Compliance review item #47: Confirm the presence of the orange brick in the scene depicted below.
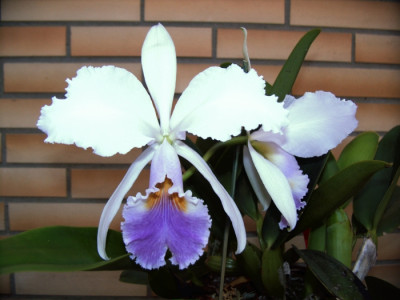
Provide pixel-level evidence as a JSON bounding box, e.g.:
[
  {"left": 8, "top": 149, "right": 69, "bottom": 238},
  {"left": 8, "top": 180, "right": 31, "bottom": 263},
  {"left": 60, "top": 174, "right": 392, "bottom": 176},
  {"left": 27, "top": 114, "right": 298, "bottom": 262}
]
[
  {"left": 356, "top": 34, "right": 400, "bottom": 64},
  {"left": 0, "top": 168, "right": 66, "bottom": 197},
  {"left": 3, "top": 62, "right": 141, "bottom": 93},
  {"left": 1, "top": 0, "right": 140, "bottom": 21},
  {"left": 14, "top": 271, "right": 147, "bottom": 296},
  {"left": 6, "top": 134, "right": 141, "bottom": 164},
  {"left": 291, "top": 0, "right": 400, "bottom": 30},
  {"left": 0, "top": 26, "right": 66, "bottom": 56},
  {"left": 9, "top": 202, "right": 122, "bottom": 231},
  {"left": 0, "top": 202, "right": 5, "bottom": 230},
  {"left": 284, "top": 66, "right": 400, "bottom": 98},
  {"left": 176, "top": 63, "right": 214, "bottom": 93},
  {"left": 0, "top": 99, "right": 50, "bottom": 128},
  {"left": 4, "top": 62, "right": 218, "bottom": 94},
  {"left": 217, "top": 29, "right": 352, "bottom": 62},
  {"left": 71, "top": 26, "right": 212, "bottom": 57},
  {"left": 356, "top": 103, "right": 400, "bottom": 132},
  {"left": 145, "top": 0, "right": 284, "bottom": 24},
  {"left": 71, "top": 168, "right": 150, "bottom": 199}
]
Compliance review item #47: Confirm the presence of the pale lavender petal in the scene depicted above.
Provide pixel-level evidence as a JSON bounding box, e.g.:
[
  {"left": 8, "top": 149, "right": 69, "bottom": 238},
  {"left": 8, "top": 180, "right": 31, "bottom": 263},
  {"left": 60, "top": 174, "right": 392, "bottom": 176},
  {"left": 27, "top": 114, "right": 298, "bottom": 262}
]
[
  {"left": 142, "top": 23, "right": 176, "bottom": 133},
  {"left": 281, "top": 91, "right": 358, "bottom": 158},
  {"left": 97, "top": 144, "right": 157, "bottom": 260},
  {"left": 247, "top": 141, "right": 297, "bottom": 230},
  {"left": 121, "top": 180, "right": 211, "bottom": 270},
  {"left": 251, "top": 140, "right": 309, "bottom": 215},
  {"left": 37, "top": 66, "right": 160, "bottom": 157},
  {"left": 170, "top": 64, "right": 288, "bottom": 142},
  {"left": 174, "top": 141, "right": 246, "bottom": 253}
]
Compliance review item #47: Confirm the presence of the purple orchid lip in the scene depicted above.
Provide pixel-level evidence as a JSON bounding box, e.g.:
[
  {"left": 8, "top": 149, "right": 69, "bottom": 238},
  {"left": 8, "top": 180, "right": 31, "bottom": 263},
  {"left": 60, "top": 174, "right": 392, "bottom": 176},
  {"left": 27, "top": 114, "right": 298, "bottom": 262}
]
[{"left": 122, "top": 176, "right": 211, "bottom": 270}]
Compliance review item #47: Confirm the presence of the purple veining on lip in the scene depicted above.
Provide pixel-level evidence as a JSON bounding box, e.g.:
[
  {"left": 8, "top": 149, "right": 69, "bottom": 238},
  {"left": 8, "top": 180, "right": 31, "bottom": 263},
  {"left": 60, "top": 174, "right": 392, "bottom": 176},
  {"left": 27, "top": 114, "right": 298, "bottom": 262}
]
[{"left": 121, "top": 178, "right": 211, "bottom": 270}]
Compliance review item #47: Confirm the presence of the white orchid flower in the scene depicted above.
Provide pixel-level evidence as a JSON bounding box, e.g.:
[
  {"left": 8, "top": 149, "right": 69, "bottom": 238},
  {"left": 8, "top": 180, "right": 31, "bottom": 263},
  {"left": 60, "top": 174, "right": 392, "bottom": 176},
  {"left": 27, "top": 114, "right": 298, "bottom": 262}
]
[
  {"left": 243, "top": 91, "right": 358, "bottom": 230},
  {"left": 37, "top": 24, "right": 289, "bottom": 269}
]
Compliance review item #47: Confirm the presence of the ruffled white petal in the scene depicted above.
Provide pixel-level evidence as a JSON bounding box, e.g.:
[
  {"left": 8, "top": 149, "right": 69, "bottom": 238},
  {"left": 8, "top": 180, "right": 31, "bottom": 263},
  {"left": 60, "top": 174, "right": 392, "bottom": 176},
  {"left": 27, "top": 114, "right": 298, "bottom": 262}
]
[
  {"left": 97, "top": 144, "right": 157, "bottom": 260},
  {"left": 243, "top": 146, "right": 271, "bottom": 211},
  {"left": 247, "top": 142, "right": 297, "bottom": 230},
  {"left": 37, "top": 66, "right": 160, "bottom": 157},
  {"left": 169, "top": 64, "right": 288, "bottom": 141},
  {"left": 174, "top": 141, "right": 246, "bottom": 253},
  {"left": 142, "top": 23, "right": 176, "bottom": 133},
  {"left": 281, "top": 91, "right": 358, "bottom": 158}
]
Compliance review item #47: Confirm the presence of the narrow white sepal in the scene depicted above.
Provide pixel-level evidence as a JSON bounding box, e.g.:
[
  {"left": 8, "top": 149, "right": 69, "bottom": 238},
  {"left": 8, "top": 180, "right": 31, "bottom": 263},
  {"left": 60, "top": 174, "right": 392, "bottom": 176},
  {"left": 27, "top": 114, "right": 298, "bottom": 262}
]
[
  {"left": 243, "top": 145, "right": 271, "bottom": 211},
  {"left": 142, "top": 23, "right": 177, "bottom": 133},
  {"left": 170, "top": 64, "right": 288, "bottom": 141},
  {"left": 174, "top": 141, "right": 246, "bottom": 253},
  {"left": 97, "top": 144, "right": 157, "bottom": 260},
  {"left": 247, "top": 142, "right": 297, "bottom": 230}
]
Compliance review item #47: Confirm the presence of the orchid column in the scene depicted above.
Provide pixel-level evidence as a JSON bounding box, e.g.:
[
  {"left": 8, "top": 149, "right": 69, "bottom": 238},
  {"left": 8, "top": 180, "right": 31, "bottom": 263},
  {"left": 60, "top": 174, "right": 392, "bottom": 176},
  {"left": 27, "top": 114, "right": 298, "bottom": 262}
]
[{"left": 37, "top": 24, "right": 289, "bottom": 269}]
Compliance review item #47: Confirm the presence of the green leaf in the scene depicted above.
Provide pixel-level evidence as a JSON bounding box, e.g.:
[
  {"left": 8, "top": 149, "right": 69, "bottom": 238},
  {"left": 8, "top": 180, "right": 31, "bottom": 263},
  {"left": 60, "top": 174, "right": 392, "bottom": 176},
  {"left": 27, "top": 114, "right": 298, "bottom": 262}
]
[
  {"left": 377, "top": 186, "right": 400, "bottom": 235},
  {"left": 236, "top": 243, "right": 264, "bottom": 293},
  {"left": 261, "top": 247, "right": 284, "bottom": 297},
  {"left": 261, "top": 203, "right": 282, "bottom": 249},
  {"left": 270, "top": 154, "right": 328, "bottom": 248},
  {"left": 353, "top": 126, "right": 400, "bottom": 231},
  {"left": 267, "top": 29, "right": 320, "bottom": 101},
  {"left": 365, "top": 276, "right": 400, "bottom": 300},
  {"left": 234, "top": 172, "right": 259, "bottom": 220},
  {"left": 337, "top": 132, "right": 379, "bottom": 170},
  {"left": 205, "top": 255, "right": 241, "bottom": 275},
  {"left": 326, "top": 209, "right": 353, "bottom": 268},
  {"left": 307, "top": 223, "right": 326, "bottom": 252},
  {"left": 319, "top": 151, "right": 339, "bottom": 184},
  {"left": 293, "top": 247, "right": 369, "bottom": 300},
  {"left": 373, "top": 167, "right": 400, "bottom": 233},
  {"left": 290, "top": 160, "right": 388, "bottom": 237},
  {"left": 0, "top": 226, "right": 138, "bottom": 274}
]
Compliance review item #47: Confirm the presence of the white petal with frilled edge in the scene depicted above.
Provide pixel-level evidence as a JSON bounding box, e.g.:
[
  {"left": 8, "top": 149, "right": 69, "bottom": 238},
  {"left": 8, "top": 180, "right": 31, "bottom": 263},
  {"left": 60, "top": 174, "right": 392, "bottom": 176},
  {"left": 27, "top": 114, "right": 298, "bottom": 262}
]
[
  {"left": 170, "top": 64, "right": 288, "bottom": 141},
  {"left": 142, "top": 23, "right": 176, "bottom": 133},
  {"left": 97, "top": 144, "right": 157, "bottom": 260},
  {"left": 281, "top": 91, "right": 358, "bottom": 158},
  {"left": 174, "top": 141, "right": 246, "bottom": 253},
  {"left": 247, "top": 142, "right": 297, "bottom": 230},
  {"left": 37, "top": 66, "right": 160, "bottom": 157},
  {"left": 243, "top": 146, "right": 271, "bottom": 211}
]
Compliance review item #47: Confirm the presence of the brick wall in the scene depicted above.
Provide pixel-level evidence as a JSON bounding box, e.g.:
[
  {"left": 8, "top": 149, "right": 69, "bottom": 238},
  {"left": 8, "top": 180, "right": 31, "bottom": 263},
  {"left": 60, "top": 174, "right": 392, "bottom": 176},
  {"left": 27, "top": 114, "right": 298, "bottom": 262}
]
[{"left": 0, "top": 0, "right": 399, "bottom": 298}]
